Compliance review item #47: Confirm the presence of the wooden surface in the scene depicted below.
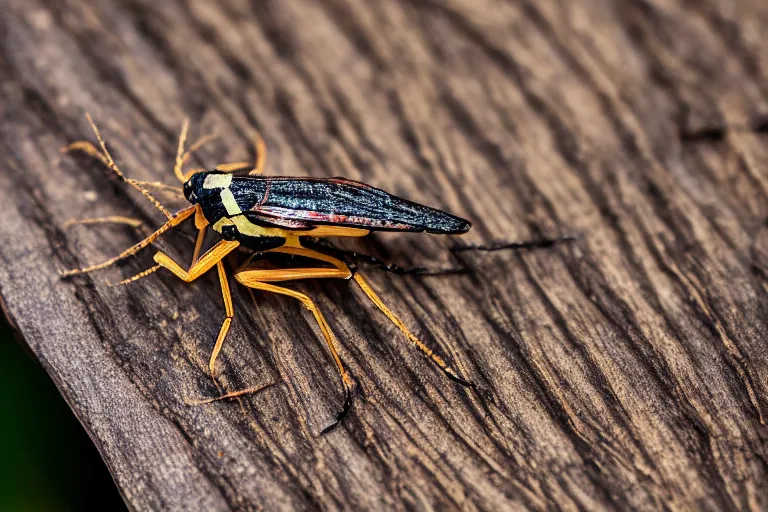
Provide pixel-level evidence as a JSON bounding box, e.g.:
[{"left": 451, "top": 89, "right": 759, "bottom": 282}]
[{"left": 1, "top": 0, "right": 767, "bottom": 510}]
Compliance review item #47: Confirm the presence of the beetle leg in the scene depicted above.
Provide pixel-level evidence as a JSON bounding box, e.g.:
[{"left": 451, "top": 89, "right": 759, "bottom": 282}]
[
  {"left": 208, "top": 261, "right": 234, "bottom": 379},
  {"left": 248, "top": 129, "right": 267, "bottom": 175},
  {"left": 266, "top": 245, "right": 351, "bottom": 274},
  {"left": 131, "top": 241, "right": 240, "bottom": 378},
  {"left": 238, "top": 244, "right": 352, "bottom": 281},
  {"left": 233, "top": 270, "right": 354, "bottom": 434},
  {"left": 191, "top": 226, "right": 207, "bottom": 266},
  {"left": 115, "top": 243, "right": 239, "bottom": 384},
  {"left": 175, "top": 119, "right": 221, "bottom": 182},
  {"left": 179, "top": 127, "right": 267, "bottom": 179},
  {"left": 61, "top": 205, "right": 197, "bottom": 277},
  {"left": 233, "top": 267, "right": 351, "bottom": 281},
  {"left": 64, "top": 216, "right": 144, "bottom": 229},
  {"left": 257, "top": 247, "right": 470, "bottom": 384},
  {"left": 116, "top": 251, "right": 237, "bottom": 382},
  {"left": 208, "top": 129, "right": 266, "bottom": 175},
  {"left": 352, "top": 273, "right": 474, "bottom": 388},
  {"left": 152, "top": 239, "right": 240, "bottom": 283},
  {"left": 300, "top": 238, "right": 466, "bottom": 276}
]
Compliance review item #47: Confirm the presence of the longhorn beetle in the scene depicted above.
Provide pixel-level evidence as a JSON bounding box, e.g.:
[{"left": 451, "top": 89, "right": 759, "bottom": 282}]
[{"left": 62, "top": 114, "right": 575, "bottom": 433}]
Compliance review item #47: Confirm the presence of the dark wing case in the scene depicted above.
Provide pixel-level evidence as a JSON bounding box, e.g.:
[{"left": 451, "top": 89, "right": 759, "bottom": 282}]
[{"left": 229, "top": 176, "right": 471, "bottom": 234}]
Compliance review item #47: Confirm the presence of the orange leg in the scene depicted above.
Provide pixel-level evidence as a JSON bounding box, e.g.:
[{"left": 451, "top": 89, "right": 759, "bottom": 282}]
[
  {"left": 260, "top": 246, "right": 470, "bottom": 386},
  {"left": 147, "top": 239, "right": 241, "bottom": 380},
  {"left": 248, "top": 130, "right": 267, "bottom": 175},
  {"left": 115, "top": 238, "right": 240, "bottom": 386},
  {"left": 208, "top": 261, "right": 234, "bottom": 378},
  {"left": 352, "top": 273, "right": 472, "bottom": 387},
  {"left": 152, "top": 239, "right": 240, "bottom": 283},
  {"left": 64, "top": 216, "right": 144, "bottom": 229},
  {"left": 174, "top": 118, "right": 220, "bottom": 183},
  {"left": 184, "top": 128, "right": 267, "bottom": 179},
  {"left": 61, "top": 205, "right": 197, "bottom": 277},
  {"left": 190, "top": 206, "right": 210, "bottom": 266},
  {"left": 172, "top": 117, "right": 254, "bottom": 181},
  {"left": 218, "top": 242, "right": 471, "bottom": 431},
  {"left": 234, "top": 269, "right": 353, "bottom": 434}
]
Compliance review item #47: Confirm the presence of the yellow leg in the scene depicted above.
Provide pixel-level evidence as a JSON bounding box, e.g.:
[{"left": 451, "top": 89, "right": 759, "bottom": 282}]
[
  {"left": 258, "top": 245, "right": 465, "bottom": 384},
  {"left": 235, "top": 267, "right": 351, "bottom": 282},
  {"left": 238, "top": 245, "right": 352, "bottom": 281},
  {"left": 192, "top": 129, "right": 266, "bottom": 177},
  {"left": 149, "top": 238, "right": 240, "bottom": 380},
  {"left": 267, "top": 245, "right": 350, "bottom": 273},
  {"left": 176, "top": 121, "right": 267, "bottom": 180},
  {"left": 191, "top": 227, "right": 207, "bottom": 266},
  {"left": 208, "top": 261, "right": 234, "bottom": 378},
  {"left": 64, "top": 216, "right": 143, "bottom": 229},
  {"left": 352, "top": 273, "right": 473, "bottom": 387},
  {"left": 61, "top": 205, "right": 197, "bottom": 277},
  {"left": 249, "top": 130, "right": 267, "bottom": 175},
  {"left": 117, "top": 236, "right": 240, "bottom": 384},
  {"left": 190, "top": 204, "right": 212, "bottom": 266},
  {"left": 116, "top": 265, "right": 162, "bottom": 286},
  {"left": 234, "top": 269, "right": 354, "bottom": 433},
  {"left": 174, "top": 118, "right": 221, "bottom": 183},
  {"left": 153, "top": 239, "right": 240, "bottom": 283},
  {"left": 96, "top": 207, "right": 213, "bottom": 286}
]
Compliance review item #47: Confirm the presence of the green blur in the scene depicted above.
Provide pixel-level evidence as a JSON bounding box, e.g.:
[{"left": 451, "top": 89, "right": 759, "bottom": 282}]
[{"left": 0, "top": 318, "right": 125, "bottom": 511}]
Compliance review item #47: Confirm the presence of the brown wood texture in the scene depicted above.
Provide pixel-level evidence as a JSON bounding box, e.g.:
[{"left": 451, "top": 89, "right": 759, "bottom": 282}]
[{"left": 1, "top": 0, "right": 768, "bottom": 510}]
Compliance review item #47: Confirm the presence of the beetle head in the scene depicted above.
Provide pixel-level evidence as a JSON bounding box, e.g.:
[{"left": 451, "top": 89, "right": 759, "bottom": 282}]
[{"left": 183, "top": 170, "right": 232, "bottom": 204}]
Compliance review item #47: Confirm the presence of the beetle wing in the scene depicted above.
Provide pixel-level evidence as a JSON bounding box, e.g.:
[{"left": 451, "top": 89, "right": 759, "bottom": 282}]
[
  {"left": 243, "top": 211, "right": 314, "bottom": 230},
  {"left": 233, "top": 176, "right": 470, "bottom": 234}
]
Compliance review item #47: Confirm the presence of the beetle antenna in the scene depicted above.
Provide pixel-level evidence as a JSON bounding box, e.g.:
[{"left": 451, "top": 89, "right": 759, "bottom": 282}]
[
  {"left": 82, "top": 113, "right": 173, "bottom": 219},
  {"left": 452, "top": 233, "right": 580, "bottom": 253},
  {"left": 680, "top": 113, "right": 768, "bottom": 142}
]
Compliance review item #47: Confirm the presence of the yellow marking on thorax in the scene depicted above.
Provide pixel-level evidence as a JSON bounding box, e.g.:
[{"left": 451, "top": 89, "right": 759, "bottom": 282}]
[
  {"left": 203, "top": 173, "right": 233, "bottom": 189},
  {"left": 220, "top": 188, "right": 242, "bottom": 216}
]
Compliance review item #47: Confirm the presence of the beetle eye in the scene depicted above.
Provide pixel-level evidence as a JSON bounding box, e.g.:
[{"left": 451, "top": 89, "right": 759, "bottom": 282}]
[{"left": 183, "top": 181, "right": 197, "bottom": 202}]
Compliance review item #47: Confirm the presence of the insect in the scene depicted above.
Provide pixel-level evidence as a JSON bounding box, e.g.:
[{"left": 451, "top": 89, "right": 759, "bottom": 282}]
[{"left": 62, "top": 114, "right": 575, "bottom": 433}]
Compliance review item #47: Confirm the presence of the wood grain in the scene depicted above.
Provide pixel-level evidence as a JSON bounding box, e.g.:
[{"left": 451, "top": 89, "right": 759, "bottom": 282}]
[{"left": 1, "top": 0, "right": 767, "bottom": 510}]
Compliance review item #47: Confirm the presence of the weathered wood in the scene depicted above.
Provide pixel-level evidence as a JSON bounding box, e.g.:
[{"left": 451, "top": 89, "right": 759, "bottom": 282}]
[{"left": 1, "top": 0, "right": 767, "bottom": 509}]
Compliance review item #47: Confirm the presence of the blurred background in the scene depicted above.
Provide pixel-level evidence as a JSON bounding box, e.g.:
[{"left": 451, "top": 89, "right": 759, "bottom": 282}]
[{"left": 0, "top": 318, "right": 124, "bottom": 511}]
